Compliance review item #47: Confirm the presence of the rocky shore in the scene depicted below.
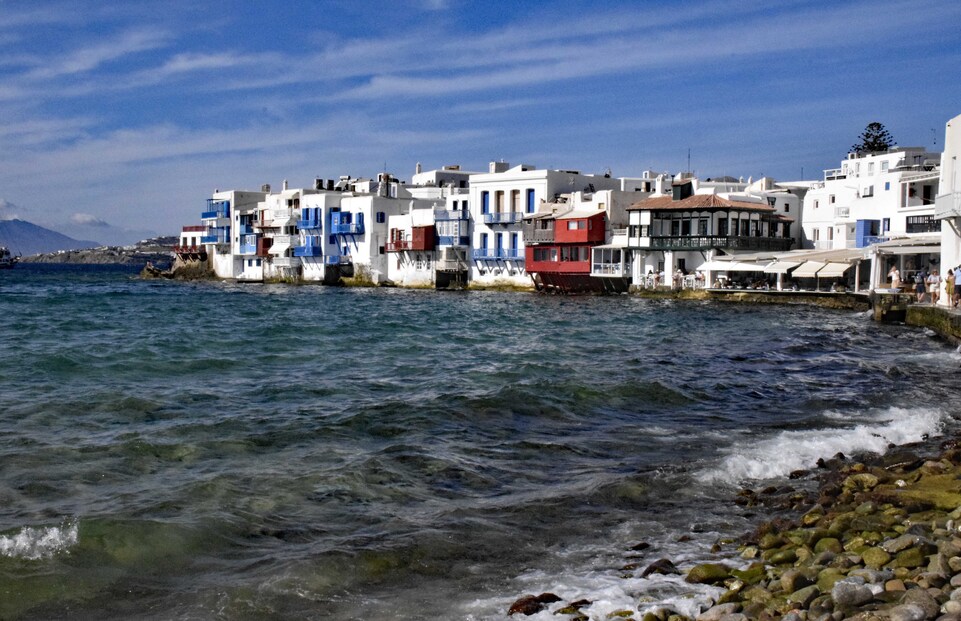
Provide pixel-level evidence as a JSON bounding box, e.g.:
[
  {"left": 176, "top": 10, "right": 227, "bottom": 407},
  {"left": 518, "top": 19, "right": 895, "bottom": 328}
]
[{"left": 509, "top": 440, "right": 961, "bottom": 621}]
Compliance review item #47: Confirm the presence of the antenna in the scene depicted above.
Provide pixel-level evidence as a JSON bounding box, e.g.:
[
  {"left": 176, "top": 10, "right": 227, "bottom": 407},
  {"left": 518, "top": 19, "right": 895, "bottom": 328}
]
[
  {"left": 932, "top": 128, "right": 937, "bottom": 146},
  {"left": 687, "top": 148, "right": 691, "bottom": 174}
]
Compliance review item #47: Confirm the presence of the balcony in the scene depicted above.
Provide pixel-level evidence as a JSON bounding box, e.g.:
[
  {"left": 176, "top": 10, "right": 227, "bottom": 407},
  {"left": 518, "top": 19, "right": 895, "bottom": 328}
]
[
  {"left": 824, "top": 168, "right": 847, "bottom": 181},
  {"left": 331, "top": 222, "right": 365, "bottom": 235},
  {"left": 297, "top": 217, "right": 322, "bottom": 230},
  {"left": 438, "top": 235, "right": 470, "bottom": 246},
  {"left": 472, "top": 249, "right": 498, "bottom": 260},
  {"left": 483, "top": 211, "right": 523, "bottom": 225},
  {"left": 863, "top": 236, "right": 890, "bottom": 246},
  {"left": 834, "top": 207, "right": 851, "bottom": 219},
  {"left": 239, "top": 243, "right": 257, "bottom": 255},
  {"left": 523, "top": 223, "right": 555, "bottom": 244},
  {"left": 434, "top": 210, "right": 469, "bottom": 221},
  {"left": 272, "top": 256, "right": 301, "bottom": 268},
  {"left": 173, "top": 245, "right": 206, "bottom": 254},
  {"left": 643, "top": 235, "right": 793, "bottom": 252},
  {"left": 324, "top": 255, "right": 352, "bottom": 266},
  {"left": 935, "top": 192, "right": 961, "bottom": 220},
  {"left": 498, "top": 248, "right": 523, "bottom": 260},
  {"left": 293, "top": 245, "right": 323, "bottom": 257},
  {"left": 238, "top": 223, "right": 254, "bottom": 235},
  {"left": 592, "top": 263, "right": 628, "bottom": 277}
]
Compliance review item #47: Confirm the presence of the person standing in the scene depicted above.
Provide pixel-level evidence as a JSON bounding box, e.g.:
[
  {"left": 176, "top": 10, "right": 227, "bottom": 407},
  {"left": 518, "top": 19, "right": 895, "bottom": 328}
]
[
  {"left": 888, "top": 265, "right": 901, "bottom": 290},
  {"left": 946, "top": 269, "right": 956, "bottom": 307},
  {"left": 928, "top": 269, "right": 941, "bottom": 305},
  {"left": 954, "top": 265, "right": 961, "bottom": 306}
]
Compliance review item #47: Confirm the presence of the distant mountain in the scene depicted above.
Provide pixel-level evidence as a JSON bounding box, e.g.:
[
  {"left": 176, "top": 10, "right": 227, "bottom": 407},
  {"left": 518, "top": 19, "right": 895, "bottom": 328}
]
[{"left": 0, "top": 219, "right": 100, "bottom": 256}]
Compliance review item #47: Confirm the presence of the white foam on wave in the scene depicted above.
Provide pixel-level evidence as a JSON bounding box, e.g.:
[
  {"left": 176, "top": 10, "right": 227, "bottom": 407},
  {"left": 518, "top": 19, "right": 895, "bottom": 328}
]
[
  {"left": 0, "top": 519, "right": 79, "bottom": 560},
  {"left": 699, "top": 406, "right": 944, "bottom": 485}
]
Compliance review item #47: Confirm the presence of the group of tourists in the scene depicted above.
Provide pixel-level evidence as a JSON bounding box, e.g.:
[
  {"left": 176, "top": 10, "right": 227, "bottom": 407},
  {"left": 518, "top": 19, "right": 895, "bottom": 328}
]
[{"left": 890, "top": 264, "right": 961, "bottom": 306}]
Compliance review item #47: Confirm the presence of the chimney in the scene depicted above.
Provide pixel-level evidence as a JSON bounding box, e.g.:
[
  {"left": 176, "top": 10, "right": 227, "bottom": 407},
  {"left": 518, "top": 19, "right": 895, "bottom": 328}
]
[
  {"left": 415, "top": 162, "right": 422, "bottom": 175},
  {"left": 489, "top": 160, "right": 510, "bottom": 174},
  {"left": 283, "top": 179, "right": 288, "bottom": 191}
]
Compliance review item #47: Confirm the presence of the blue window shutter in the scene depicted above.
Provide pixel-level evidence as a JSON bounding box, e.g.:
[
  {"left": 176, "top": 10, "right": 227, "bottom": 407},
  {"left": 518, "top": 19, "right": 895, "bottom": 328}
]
[
  {"left": 527, "top": 189, "right": 535, "bottom": 213},
  {"left": 482, "top": 191, "right": 489, "bottom": 214}
]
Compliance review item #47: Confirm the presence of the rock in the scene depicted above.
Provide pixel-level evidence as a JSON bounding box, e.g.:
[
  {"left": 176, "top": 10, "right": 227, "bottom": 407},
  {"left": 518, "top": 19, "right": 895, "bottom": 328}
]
[
  {"left": 766, "top": 548, "right": 798, "bottom": 565},
  {"left": 949, "top": 557, "right": 961, "bottom": 573},
  {"left": 696, "top": 603, "right": 741, "bottom": 621},
  {"left": 508, "top": 595, "right": 543, "bottom": 616},
  {"left": 952, "top": 575, "right": 961, "bottom": 589},
  {"left": 815, "top": 538, "right": 844, "bottom": 555},
  {"left": 890, "top": 604, "right": 930, "bottom": 621},
  {"left": 817, "top": 568, "right": 847, "bottom": 592},
  {"left": 643, "top": 558, "right": 681, "bottom": 577},
  {"left": 718, "top": 615, "right": 748, "bottom": 621},
  {"left": 902, "top": 587, "right": 942, "bottom": 619},
  {"left": 632, "top": 542, "right": 652, "bottom": 551},
  {"left": 556, "top": 600, "right": 592, "bottom": 615},
  {"left": 944, "top": 601, "right": 961, "bottom": 616},
  {"left": 894, "top": 547, "right": 927, "bottom": 569},
  {"left": 782, "top": 569, "right": 815, "bottom": 593},
  {"left": 884, "top": 535, "right": 923, "bottom": 554},
  {"left": 832, "top": 581, "right": 875, "bottom": 608},
  {"left": 787, "top": 585, "right": 821, "bottom": 607},
  {"left": 687, "top": 563, "right": 732, "bottom": 585},
  {"left": 862, "top": 547, "right": 893, "bottom": 569},
  {"left": 843, "top": 473, "right": 880, "bottom": 492},
  {"left": 887, "top": 579, "right": 907, "bottom": 591},
  {"left": 759, "top": 533, "right": 785, "bottom": 550},
  {"left": 731, "top": 564, "right": 766, "bottom": 585}
]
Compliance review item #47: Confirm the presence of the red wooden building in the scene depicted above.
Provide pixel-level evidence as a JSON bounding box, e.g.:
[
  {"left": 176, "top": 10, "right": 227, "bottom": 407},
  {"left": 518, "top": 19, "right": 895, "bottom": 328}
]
[{"left": 524, "top": 210, "right": 610, "bottom": 293}]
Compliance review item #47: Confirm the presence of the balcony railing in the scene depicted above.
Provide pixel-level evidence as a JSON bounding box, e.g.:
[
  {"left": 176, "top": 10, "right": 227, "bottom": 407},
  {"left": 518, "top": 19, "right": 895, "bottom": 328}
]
[
  {"left": 173, "top": 245, "right": 206, "bottom": 254},
  {"left": 834, "top": 207, "right": 850, "bottom": 219},
  {"left": 324, "top": 255, "right": 352, "bottom": 265},
  {"left": 644, "top": 235, "right": 793, "bottom": 252},
  {"left": 498, "top": 248, "right": 523, "bottom": 260},
  {"left": 435, "top": 210, "right": 469, "bottom": 221},
  {"left": 386, "top": 240, "right": 412, "bottom": 252},
  {"left": 293, "top": 245, "right": 323, "bottom": 257},
  {"left": 483, "top": 211, "right": 523, "bottom": 225},
  {"left": 862, "top": 236, "right": 890, "bottom": 246},
  {"left": 239, "top": 244, "right": 257, "bottom": 255},
  {"left": 824, "top": 168, "right": 846, "bottom": 181},
  {"left": 523, "top": 227, "right": 555, "bottom": 243},
  {"left": 438, "top": 235, "right": 470, "bottom": 246},
  {"left": 934, "top": 192, "right": 961, "bottom": 219},
  {"left": 297, "top": 218, "right": 322, "bottom": 230},
  {"left": 272, "top": 256, "right": 301, "bottom": 268},
  {"left": 330, "top": 223, "right": 365, "bottom": 235},
  {"left": 472, "top": 249, "right": 497, "bottom": 260},
  {"left": 906, "top": 220, "right": 941, "bottom": 233}
]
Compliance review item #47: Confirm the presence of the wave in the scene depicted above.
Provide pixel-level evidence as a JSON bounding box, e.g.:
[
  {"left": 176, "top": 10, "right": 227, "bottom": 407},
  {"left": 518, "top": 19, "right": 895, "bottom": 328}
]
[
  {"left": 699, "top": 406, "right": 944, "bottom": 485},
  {"left": 0, "top": 519, "right": 78, "bottom": 560}
]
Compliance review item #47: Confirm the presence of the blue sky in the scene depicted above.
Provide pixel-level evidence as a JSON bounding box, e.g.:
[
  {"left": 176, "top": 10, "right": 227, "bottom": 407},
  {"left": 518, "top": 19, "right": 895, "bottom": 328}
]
[{"left": 1, "top": 0, "right": 959, "bottom": 244}]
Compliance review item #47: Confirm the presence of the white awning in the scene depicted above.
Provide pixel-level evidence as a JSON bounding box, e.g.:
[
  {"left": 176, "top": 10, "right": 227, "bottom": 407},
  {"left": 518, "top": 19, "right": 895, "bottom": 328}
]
[
  {"left": 763, "top": 260, "right": 801, "bottom": 274},
  {"left": 791, "top": 261, "right": 826, "bottom": 278},
  {"left": 874, "top": 245, "right": 940, "bottom": 256},
  {"left": 697, "top": 260, "right": 766, "bottom": 272},
  {"left": 817, "top": 262, "right": 854, "bottom": 278},
  {"left": 269, "top": 241, "right": 291, "bottom": 255}
]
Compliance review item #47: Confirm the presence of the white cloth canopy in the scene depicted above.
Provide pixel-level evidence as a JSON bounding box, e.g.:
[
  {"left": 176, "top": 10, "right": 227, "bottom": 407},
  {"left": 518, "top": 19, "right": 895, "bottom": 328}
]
[
  {"left": 763, "top": 260, "right": 801, "bottom": 274},
  {"left": 269, "top": 240, "right": 291, "bottom": 255},
  {"left": 791, "top": 261, "right": 826, "bottom": 278},
  {"left": 697, "top": 260, "right": 765, "bottom": 272},
  {"left": 817, "top": 262, "right": 854, "bottom": 278}
]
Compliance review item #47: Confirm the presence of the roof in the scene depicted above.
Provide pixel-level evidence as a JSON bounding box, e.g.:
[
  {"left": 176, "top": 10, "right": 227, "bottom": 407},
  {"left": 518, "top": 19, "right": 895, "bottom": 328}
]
[
  {"left": 627, "top": 193, "right": 776, "bottom": 213},
  {"left": 556, "top": 210, "right": 605, "bottom": 220}
]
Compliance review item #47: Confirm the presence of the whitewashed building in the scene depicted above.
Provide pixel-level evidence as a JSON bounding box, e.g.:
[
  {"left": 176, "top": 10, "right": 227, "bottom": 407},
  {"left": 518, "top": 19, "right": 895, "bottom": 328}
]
[
  {"left": 801, "top": 148, "right": 940, "bottom": 251},
  {"left": 468, "top": 162, "right": 622, "bottom": 287},
  {"left": 936, "top": 113, "right": 961, "bottom": 303}
]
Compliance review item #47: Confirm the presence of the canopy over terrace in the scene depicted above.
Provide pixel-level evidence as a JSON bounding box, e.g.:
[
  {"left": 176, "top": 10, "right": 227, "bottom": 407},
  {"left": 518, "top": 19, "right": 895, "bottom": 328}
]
[
  {"left": 697, "top": 247, "right": 865, "bottom": 291},
  {"left": 863, "top": 234, "right": 941, "bottom": 290}
]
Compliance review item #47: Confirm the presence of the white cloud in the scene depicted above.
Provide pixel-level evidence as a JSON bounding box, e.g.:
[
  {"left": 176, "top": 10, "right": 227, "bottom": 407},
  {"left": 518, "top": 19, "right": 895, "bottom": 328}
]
[
  {"left": 0, "top": 198, "right": 25, "bottom": 221},
  {"left": 69, "top": 213, "right": 110, "bottom": 227}
]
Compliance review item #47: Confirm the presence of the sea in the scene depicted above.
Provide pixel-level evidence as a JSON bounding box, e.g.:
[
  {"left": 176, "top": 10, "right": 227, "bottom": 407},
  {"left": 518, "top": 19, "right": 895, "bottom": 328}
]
[{"left": 0, "top": 263, "right": 958, "bottom": 620}]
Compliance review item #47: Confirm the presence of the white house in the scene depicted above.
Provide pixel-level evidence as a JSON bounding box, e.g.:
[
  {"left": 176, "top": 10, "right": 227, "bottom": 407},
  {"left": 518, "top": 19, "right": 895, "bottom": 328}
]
[
  {"left": 801, "top": 148, "right": 940, "bottom": 251},
  {"left": 936, "top": 113, "right": 961, "bottom": 304},
  {"left": 468, "top": 162, "right": 622, "bottom": 287}
]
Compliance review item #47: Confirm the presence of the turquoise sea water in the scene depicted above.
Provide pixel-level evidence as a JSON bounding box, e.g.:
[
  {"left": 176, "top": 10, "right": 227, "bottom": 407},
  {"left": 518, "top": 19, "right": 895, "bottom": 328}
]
[{"left": 0, "top": 264, "right": 958, "bottom": 620}]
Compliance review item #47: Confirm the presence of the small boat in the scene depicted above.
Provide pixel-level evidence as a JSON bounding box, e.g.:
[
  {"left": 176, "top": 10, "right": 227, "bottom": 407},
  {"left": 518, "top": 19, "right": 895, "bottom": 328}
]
[{"left": 0, "top": 247, "right": 19, "bottom": 269}]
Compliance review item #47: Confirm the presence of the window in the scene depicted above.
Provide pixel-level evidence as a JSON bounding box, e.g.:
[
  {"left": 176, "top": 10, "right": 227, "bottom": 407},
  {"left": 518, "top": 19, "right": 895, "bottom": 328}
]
[
  {"left": 814, "top": 200, "right": 819, "bottom": 209},
  {"left": 882, "top": 218, "right": 890, "bottom": 233},
  {"left": 376, "top": 212, "right": 386, "bottom": 223},
  {"left": 827, "top": 227, "right": 834, "bottom": 241},
  {"left": 813, "top": 229, "right": 819, "bottom": 242},
  {"left": 480, "top": 232, "right": 488, "bottom": 249},
  {"left": 671, "top": 221, "right": 680, "bottom": 236},
  {"left": 511, "top": 232, "right": 518, "bottom": 250},
  {"left": 510, "top": 189, "right": 520, "bottom": 212},
  {"left": 329, "top": 234, "right": 336, "bottom": 244},
  {"left": 526, "top": 189, "right": 535, "bottom": 213},
  {"left": 829, "top": 195, "right": 835, "bottom": 204},
  {"left": 881, "top": 161, "right": 889, "bottom": 173},
  {"left": 863, "top": 185, "right": 874, "bottom": 197},
  {"left": 681, "top": 220, "right": 691, "bottom": 235},
  {"left": 697, "top": 219, "right": 708, "bottom": 235},
  {"left": 481, "top": 191, "right": 489, "bottom": 214},
  {"left": 885, "top": 181, "right": 890, "bottom": 191},
  {"left": 785, "top": 204, "right": 790, "bottom": 213},
  {"left": 718, "top": 218, "right": 728, "bottom": 236},
  {"left": 867, "top": 162, "right": 875, "bottom": 176}
]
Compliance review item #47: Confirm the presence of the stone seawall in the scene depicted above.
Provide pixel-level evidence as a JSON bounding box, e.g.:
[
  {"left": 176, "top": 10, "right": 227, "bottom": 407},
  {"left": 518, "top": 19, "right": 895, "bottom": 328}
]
[{"left": 906, "top": 306, "right": 961, "bottom": 345}]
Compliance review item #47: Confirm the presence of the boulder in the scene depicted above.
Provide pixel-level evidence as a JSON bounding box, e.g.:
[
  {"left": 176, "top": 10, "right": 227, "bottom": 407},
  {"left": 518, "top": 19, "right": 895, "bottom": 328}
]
[
  {"left": 696, "top": 603, "right": 740, "bottom": 621},
  {"left": 862, "top": 547, "right": 893, "bottom": 569},
  {"left": 508, "top": 593, "right": 561, "bottom": 616},
  {"left": 687, "top": 563, "right": 732, "bottom": 585},
  {"left": 890, "top": 604, "right": 930, "bottom": 621},
  {"left": 901, "top": 587, "right": 941, "bottom": 619},
  {"left": 832, "top": 581, "right": 875, "bottom": 608},
  {"left": 643, "top": 558, "right": 681, "bottom": 577}
]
